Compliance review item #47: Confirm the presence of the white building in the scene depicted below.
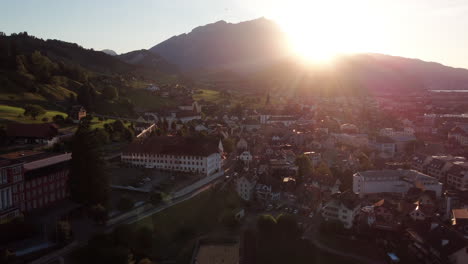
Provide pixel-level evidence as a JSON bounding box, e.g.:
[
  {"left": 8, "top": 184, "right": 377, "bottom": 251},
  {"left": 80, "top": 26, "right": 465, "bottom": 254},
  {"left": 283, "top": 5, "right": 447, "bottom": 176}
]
[
  {"left": 236, "top": 138, "right": 248, "bottom": 150},
  {"left": 446, "top": 162, "right": 468, "bottom": 191},
  {"left": 239, "top": 151, "right": 253, "bottom": 164},
  {"left": 353, "top": 170, "right": 443, "bottom": 198},
  {"left": 379, "top": 127, "right": 415, "bottom": 137},
  {"left": 121, "top": 136, "right": 223, "bottom": 176},
  {"left": 236, "top": 175, "right": 256, "bottom": 201},
  {"left": 321, "top": 191, "right": 361, "bottom": 229},
  {"left": 448, "top": 125, "right": 468, "bottom": 146}
]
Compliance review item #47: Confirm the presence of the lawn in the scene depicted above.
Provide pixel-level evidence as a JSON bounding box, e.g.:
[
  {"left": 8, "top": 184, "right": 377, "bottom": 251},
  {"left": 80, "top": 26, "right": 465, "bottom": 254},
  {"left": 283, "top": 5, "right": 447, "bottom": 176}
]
[
  {"left": 0, "top": 104, "right": 67, "bottom": 124},
  {"left": 134, "top": 189, "right": 241, "bottom": 261},
  {"left": 193, "top": 89, "right": 222, "bottom": 102},
  {"left": 127, "top": 89, "right": 176, "bottom": 111}
]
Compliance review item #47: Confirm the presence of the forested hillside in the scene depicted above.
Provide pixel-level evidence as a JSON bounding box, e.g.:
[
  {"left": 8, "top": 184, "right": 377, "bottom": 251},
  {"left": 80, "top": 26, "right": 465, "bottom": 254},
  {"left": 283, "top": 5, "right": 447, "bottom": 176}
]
[{"left": 0, "top": 32, "right": 180, "bottom": 116}]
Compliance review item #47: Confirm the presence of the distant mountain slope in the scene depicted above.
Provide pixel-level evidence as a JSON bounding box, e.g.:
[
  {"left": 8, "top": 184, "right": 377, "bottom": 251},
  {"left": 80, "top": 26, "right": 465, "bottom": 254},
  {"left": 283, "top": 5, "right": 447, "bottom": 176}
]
[
  {"left": 249, "top": 53, "right": 468, "bottom": 96},
  {"left": 101, "top": 49, "right": 118, "bottom": 56},
  {"left": 118, "top": 49, "right": 179, "bottom": 74},
  {"left": 150, "top": 17, "right": 290, "bottom": 72}
]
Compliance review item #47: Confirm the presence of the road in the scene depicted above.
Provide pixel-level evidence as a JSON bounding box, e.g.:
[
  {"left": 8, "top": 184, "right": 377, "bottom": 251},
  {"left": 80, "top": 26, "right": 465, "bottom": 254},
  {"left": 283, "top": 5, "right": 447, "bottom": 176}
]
[
  {"left": 31, "top": 153, "right": 237, "bottom": 264},
  {"left": 301, "top": 215, "right": 385, "bottom": 264}
]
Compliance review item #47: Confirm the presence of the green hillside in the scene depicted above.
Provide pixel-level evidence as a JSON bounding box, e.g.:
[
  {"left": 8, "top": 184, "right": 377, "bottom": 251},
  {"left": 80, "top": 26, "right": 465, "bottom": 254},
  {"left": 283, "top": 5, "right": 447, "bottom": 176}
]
[{"left": 0, "top": 32, "right": 181, "bottom": 117}]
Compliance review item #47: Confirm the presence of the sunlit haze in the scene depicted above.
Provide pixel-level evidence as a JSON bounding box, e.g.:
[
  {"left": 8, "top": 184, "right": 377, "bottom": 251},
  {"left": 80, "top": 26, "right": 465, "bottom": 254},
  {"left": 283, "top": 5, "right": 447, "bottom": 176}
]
[{"left": 3, "top": 0, "right": 468, "bottom": 67}]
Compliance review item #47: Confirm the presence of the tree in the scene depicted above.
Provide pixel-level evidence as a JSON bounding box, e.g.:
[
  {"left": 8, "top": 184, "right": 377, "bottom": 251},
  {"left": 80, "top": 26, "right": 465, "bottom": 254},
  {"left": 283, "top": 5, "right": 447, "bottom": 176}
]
[
  {"left": 149, "top": 192, "right": 163, "bottom": 206},
  {"left": 69, "top": 123, "right": 109, "bottom": 205},
  {"left": 295, "top": 155, "right": 313, "bottom": 182},
  {"left": 52, "top": 114, "right": 66, "bottom": 124},
  {"left": 102, "top": 85, "right": 118, "bottom": 100},
  {"left": 315, "top": 162, "right": 333, "bottom": 177},
  {"left": 117, "top": 196, "right": 134, "bottom": 211},
  {"left": 222, "top": 138, "right": 235, "bottom": 153},
  {"left": 23, "top": 104, "right": 45, "bottom": 119}
]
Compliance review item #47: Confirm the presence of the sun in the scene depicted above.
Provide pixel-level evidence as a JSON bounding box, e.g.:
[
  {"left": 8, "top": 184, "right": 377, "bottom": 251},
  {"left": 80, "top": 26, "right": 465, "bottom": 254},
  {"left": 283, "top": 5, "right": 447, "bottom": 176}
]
[{"left": 269, "top": 0, "right": 384, "bottom": 63}]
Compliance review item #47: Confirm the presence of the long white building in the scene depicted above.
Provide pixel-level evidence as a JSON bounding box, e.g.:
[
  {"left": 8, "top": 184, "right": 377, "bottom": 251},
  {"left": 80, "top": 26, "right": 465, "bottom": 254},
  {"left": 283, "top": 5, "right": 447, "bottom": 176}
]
[
  {"left": 353, "top": 170, "right": 443, "bottom": 198},
  {"left": 121, "top": 136, "right": 223, "bottom": 176}
]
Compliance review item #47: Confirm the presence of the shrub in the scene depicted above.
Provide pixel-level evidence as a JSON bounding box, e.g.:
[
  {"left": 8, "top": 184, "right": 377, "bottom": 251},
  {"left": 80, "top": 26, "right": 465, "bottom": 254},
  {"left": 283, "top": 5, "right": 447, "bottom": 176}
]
[
  {"left": 117, "top": 196, "right": 134, "bottom": 212},
  {"left": 42, "top": 117, "right": 49, "bottom": 122}
]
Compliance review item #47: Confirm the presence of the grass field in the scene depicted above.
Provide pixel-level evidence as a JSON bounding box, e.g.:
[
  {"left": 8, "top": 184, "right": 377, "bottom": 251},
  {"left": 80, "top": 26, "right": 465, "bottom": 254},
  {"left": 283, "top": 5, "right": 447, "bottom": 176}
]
[
  {"left": 127, "top": 89, "right": 176, "bottom": 111},
  {"left": 134, "top": 189, "right": 240, "bottom": 261},
  {"left": 0, "top": 104, "right": 67, "bottom": 124},
  {"left": 193, "top": 89, "right": 222, "bottom": 102}
]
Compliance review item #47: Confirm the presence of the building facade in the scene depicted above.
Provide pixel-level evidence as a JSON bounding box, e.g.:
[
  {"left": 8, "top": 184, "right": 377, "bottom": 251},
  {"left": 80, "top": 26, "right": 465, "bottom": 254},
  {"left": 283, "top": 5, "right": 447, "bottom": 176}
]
[
  {"left": 122, "top": 136, "right": 223, "bottom": 176},
  {"left": 23, "top": 153, "right": 71, "bottom": 212},
  {"left": 0, "top": 159, "right": 24, "bottom": 223},
  {"left": 353, "top": 170, "right": 443, "bottom": 198}
]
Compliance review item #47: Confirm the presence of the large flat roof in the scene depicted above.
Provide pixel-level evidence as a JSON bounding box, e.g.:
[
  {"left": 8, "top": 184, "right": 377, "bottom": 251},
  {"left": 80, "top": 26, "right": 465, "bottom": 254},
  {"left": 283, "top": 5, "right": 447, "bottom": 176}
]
[{"left": 195, "top": 243, "right": 239, "bottom": 264}]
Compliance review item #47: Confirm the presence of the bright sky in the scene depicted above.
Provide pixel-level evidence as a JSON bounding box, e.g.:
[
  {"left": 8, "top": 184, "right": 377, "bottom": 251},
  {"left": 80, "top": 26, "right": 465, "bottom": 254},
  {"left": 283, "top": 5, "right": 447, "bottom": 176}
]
[{"left": 2, "top": 0, "right": 468, "bottom": 68}]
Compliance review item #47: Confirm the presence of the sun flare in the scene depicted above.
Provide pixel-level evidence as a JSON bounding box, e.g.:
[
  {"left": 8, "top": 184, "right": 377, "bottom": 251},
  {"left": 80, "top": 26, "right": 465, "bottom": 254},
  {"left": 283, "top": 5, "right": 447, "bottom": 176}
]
[{"left": 270, "top": 0, "right": 385, "bottom": 63}]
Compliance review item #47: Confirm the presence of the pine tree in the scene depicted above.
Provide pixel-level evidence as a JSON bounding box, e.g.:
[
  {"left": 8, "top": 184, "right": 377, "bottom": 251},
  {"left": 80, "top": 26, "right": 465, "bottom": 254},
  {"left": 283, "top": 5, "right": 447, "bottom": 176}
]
[{"left": 69, "top": 122, "right": 109, "bottom": 205}]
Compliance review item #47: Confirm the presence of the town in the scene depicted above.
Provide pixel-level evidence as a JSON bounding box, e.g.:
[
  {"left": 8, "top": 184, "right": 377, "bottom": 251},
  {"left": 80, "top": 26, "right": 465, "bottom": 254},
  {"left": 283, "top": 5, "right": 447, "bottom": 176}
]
[{"left": 1, "top": 83, "right": 468, "bottom": 264}]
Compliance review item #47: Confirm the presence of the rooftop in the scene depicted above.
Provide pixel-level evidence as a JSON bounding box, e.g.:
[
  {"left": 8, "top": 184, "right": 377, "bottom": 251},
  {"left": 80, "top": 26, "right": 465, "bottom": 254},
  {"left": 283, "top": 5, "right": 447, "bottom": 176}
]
[
  {"left": 194, "top": 243, "right": 239, "bottom": 264},
  {"left": 24, "top": 153, "right": 72, "bottom": 171},
  {"left": 452, "top": 209, "right": 468, "bottom": 220},
  {"left": 123, "top": 136, "right": 220, "bottom": 156}
]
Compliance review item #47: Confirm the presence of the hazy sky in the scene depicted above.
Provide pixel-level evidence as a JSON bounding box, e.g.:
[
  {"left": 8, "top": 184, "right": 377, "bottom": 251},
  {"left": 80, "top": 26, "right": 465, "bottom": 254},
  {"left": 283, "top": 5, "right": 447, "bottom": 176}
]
[{"left": 2, "top": 0, "right": 468, "bottom": 68}]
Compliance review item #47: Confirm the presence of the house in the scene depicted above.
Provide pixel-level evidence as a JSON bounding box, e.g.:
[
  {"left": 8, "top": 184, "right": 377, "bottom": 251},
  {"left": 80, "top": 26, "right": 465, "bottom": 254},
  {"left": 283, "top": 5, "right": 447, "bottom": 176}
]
[
  {"left": 191, "top": 241, "right": 239, "bottom": 264},
  {"left": 353, "top": 170, "right": 443, "bottom": 198},
  {"left": 145, "top": 84, "right": 160, "bottom": 92},
  {"left": 446, "top": 162, "right": 468, "bottom": 191},
  {"left": 256, "top": 184, "right": 281, "bottom": 201},
  {"left": 303, "top": 152, "right": 321, "bottom": 166},
  {"left": 371, "top": 199, "right": 400, "bottom": 230},
  {"left": 178, "top": 98, "right": 202, "bottom": 113},
  {"left": 242, "top": 119, "right": 261, "bottom": 132},
  {"left": 6, "top": 123, "right": 59, "bottom": 145},
  {"left": 451, "top": 209, "right": 468, "bottom": 238},
  {"left": 321, "top": 191, "right": 361, "bottom": 229},
  {"left": 68, "top": 105, "right": 86, "bottom": 123},
  {"left": 121, "top": 136, "right": 223, "bottom": 176},
  {"left": 379, "top": 127, "right": 414, "bottom": 137},
  {"left": 411, "top": 153, "right": 432, "bottom": 172},
  {"left": 236, "top": 138, "right": 248, "bottom": 151},
  {"left": 409, "top": 205, "right": 430, "bottom": 221},
  {"left": 425, "top": 156, "right": 465, "bottom": 182},
  {"left": 406, "top": 225, "right": 468, "bottom": 264},
  {"left": 373, "top": 136, "right": 396, "bottom": 159},
  {"left": 236, "top": 174, "right": 257, "bottom": 201},
  {"left": 388, "top": 134, "right": 417, "bottom": 153},
  {"left": 239, "top": 151, "right": 253, "bottom": 165},
  {"left": 448, "top": 124, "right": 468, "bottom": 146}
]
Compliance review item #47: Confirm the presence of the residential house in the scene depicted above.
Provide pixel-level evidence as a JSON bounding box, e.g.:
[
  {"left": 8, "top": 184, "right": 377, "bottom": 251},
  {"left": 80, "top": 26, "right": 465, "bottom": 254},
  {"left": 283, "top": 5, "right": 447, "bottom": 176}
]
[
  {"left": 321, "top": 191, "right": 361, "bottom": 229},
  {"left": 239, "top": 151, "right": 253, "bottom": 165},
  {"left": 236, "top": 138, "right": 248, "bottom": 151},
  {"left": 256, "top": 184, "right": 281, "bottom": 201},
  {"left": 446, "top": 162, "right": 468, "bottom": 191},
  {"left": 448, "top": 124, "right": 468, "bottom": 146},
  {"left": 68, "top": 105, "right": 86, "bottom": 123},
  {"left": 451, "top": 209, "right": 468, "bottom": 238},
  {"left": 372, "top": 136, "right": 396, "bottom": 159},
  {"left": 236, "top": 174, "right": 257, "bottom": 201},
  {"left": 406, "top": 225, "right": 468, "bottom": 264}
]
